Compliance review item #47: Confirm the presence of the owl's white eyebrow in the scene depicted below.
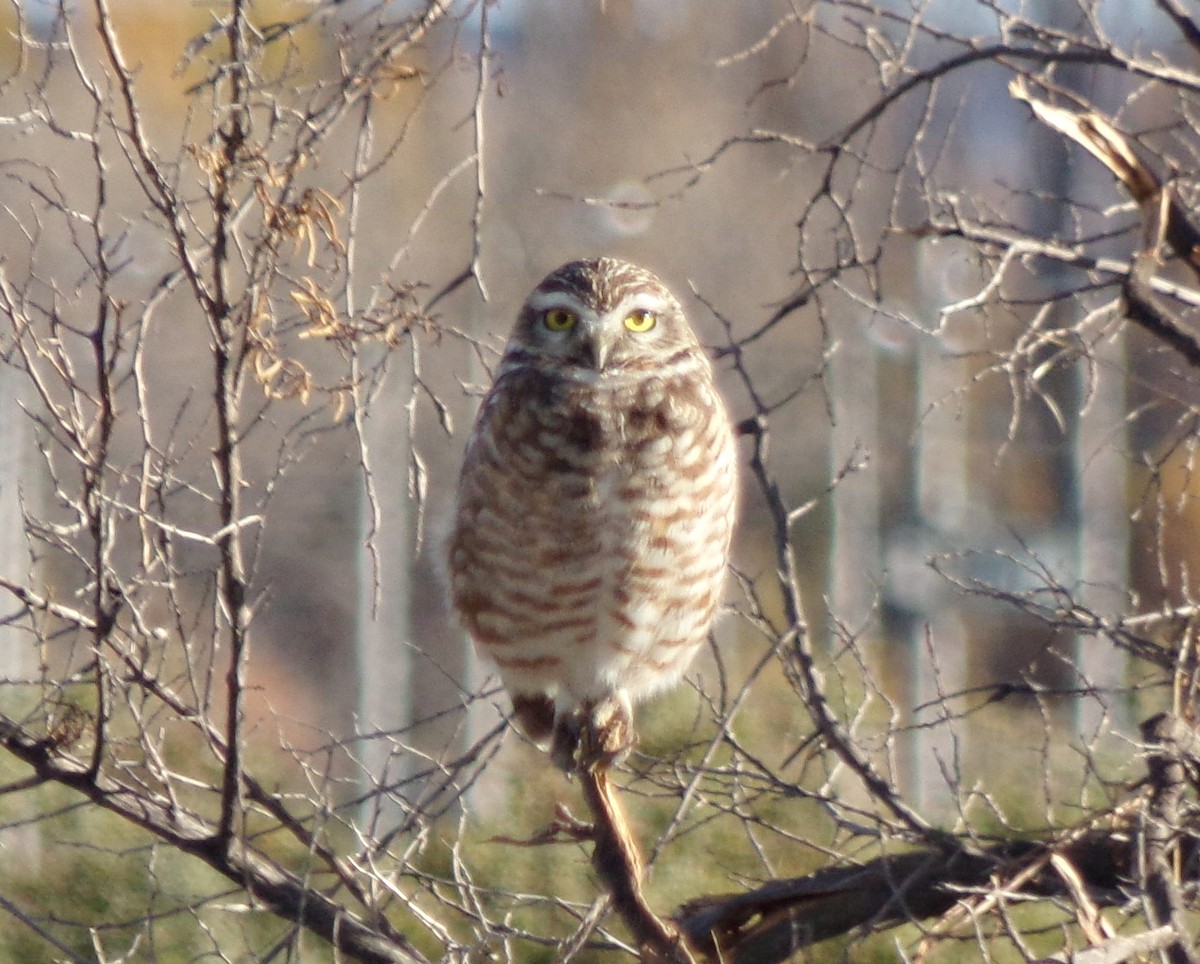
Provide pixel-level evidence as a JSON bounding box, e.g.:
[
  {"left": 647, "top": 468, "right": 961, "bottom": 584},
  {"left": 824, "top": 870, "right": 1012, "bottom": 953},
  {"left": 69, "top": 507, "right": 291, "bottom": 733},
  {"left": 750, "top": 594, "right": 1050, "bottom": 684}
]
[
  {"left": 527, "top": 290, "right": 591, "bottom": 315},
  {"left": 610, "top": 292, "right": 669, "bottom": 316}
]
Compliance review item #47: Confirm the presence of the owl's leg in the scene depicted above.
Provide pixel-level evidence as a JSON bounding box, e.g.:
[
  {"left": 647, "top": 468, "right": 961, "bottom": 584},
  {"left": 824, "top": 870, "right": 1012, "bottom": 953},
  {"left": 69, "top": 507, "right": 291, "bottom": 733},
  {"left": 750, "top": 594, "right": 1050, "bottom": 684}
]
[
  {"left": 550, "top": 693, "right": 636, "bottom": 773},
  {"left": 582, "top": 692, "right": 636, "bottom": 770},
  {"left": 510, "top": 693, "right": 557, "bottom": 747}
]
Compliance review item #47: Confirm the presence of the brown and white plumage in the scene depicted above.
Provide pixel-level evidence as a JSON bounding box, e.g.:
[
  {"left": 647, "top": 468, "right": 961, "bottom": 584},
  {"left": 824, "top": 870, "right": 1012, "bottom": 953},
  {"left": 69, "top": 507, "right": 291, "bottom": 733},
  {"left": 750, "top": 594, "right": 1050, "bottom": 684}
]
[{"left": 448, "top": 258, "right": 738, "bottom": 768}]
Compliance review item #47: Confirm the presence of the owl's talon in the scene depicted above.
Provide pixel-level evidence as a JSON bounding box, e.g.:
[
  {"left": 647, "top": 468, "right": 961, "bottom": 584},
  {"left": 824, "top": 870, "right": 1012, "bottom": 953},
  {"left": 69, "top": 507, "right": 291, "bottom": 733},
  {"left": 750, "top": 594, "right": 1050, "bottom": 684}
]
[{"left": 550, "top": 709, "right": 585, "bottom": 772}]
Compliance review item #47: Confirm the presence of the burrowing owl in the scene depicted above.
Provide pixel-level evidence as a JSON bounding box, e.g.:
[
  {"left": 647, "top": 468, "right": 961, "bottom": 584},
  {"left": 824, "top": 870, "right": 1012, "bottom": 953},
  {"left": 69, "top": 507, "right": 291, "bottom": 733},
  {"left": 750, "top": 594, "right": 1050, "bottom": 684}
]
[{"left": 448, "top": 258, "right": 738, "bottom": 770}]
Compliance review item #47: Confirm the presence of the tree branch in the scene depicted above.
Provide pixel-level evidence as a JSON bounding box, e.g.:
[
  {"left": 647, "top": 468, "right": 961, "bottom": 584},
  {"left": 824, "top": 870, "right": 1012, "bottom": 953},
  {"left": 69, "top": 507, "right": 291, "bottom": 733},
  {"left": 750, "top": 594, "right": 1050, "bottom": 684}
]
[
  {"left": 1139, "top": 713, "right": 1200, "bottom": 964},
  {"left": 0, "top": 714, "right": 428, "bottom": 964},
  {"left": 675, "top": 826, "right": 1147, "bottom": 962},
  {"left": 667, "top": 703, "right": 1200, "bottom": 963},
  {"left": 1012, "top": 78, "right": 1200, "bottom": 368},
  {"left": 579, "top": 767, "right": 696, "bottom": 963}
]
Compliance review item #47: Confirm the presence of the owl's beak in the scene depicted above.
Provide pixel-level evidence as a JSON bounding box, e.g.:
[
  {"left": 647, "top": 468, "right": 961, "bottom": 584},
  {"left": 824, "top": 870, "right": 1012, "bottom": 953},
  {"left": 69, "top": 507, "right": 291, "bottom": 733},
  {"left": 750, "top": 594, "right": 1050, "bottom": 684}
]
[{"left": 581, "top": 326, "right": 611, "bottom": 371}]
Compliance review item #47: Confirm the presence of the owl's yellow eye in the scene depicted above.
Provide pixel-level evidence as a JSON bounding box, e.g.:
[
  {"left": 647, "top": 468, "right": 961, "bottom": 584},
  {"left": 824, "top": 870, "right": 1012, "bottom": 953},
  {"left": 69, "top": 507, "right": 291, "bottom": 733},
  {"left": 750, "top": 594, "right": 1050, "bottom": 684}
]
[
  {"left": 624, "top": 310, "right": 657, "bottom": 333},
  {"left": 542, "top": 308, "right": 577, "bottom": 332}
]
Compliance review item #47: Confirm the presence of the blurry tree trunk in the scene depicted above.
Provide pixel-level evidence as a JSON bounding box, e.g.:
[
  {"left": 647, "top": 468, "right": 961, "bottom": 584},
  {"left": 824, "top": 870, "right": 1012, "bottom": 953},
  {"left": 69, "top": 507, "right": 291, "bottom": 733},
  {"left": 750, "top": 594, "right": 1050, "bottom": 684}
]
[
  {"left": 1032, "top": 9, "right": 1130, "bottom": 742},
  {"left": 910, "top": 325, "right": 970, "bottom": 807},
  {"left": 0, "top": 369, "right": 27, "bottom": 679},
  {"left": 1075, "top": 329, "right": 1130, "bottom": 738},
  {"left": 356, "top": 357, "right": 415, "bottom": 822},
  {"left": 0, "top": 368, "right": 39, "bottom": 863},
  {"left": 830, "top": 323, "right": 882, "bottom": 645}
]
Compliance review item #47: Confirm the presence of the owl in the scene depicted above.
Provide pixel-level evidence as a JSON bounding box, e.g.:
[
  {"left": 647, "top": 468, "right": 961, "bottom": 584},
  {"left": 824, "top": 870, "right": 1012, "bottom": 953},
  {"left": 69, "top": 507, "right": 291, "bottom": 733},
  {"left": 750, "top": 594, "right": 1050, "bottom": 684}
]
[{"left": 448, "top": 258, "right": 738, "bottom": 771}]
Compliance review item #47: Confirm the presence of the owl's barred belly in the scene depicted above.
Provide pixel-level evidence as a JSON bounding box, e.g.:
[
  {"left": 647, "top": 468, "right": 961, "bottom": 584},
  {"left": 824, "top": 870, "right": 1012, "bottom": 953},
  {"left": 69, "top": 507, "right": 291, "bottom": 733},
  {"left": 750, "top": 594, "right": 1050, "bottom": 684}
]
[{"left": 451, "top": 380, "right": 735, "bottom": 707}]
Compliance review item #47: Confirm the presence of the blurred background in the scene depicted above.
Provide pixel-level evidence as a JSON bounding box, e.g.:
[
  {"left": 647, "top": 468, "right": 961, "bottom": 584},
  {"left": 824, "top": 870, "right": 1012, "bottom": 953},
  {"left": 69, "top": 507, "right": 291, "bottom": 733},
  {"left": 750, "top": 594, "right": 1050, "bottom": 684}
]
[{"left": 5, "top": 1, "right": 1200, "bottom": 958}]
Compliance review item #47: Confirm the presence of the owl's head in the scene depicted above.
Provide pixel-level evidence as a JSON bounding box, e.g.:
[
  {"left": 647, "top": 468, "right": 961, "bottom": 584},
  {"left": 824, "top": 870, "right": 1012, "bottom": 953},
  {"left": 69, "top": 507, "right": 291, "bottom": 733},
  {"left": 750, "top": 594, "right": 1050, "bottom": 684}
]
[{"left": 504, "top": 258, "right": 702, "bottom": 380}]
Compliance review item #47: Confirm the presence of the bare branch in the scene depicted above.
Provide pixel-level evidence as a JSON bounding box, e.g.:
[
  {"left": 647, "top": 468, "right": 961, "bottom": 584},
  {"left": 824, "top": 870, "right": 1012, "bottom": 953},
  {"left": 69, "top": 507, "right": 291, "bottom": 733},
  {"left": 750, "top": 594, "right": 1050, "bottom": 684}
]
[{"left": 0, "top": 714, "right": 428, "bottom": 964}]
